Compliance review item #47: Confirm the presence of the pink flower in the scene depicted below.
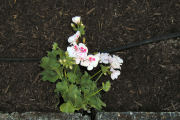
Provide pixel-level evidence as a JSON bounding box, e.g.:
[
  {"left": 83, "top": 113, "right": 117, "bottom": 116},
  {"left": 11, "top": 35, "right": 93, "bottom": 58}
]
[{"left": 68, "top": 31, "right": 80, "bottom": 45}]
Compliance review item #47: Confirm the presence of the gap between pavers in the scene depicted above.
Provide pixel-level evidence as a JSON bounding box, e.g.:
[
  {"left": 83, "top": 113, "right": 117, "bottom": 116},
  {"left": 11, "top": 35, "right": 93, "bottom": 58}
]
[{"left": 0, "top": 112, "right": 180, "bottom": 120}]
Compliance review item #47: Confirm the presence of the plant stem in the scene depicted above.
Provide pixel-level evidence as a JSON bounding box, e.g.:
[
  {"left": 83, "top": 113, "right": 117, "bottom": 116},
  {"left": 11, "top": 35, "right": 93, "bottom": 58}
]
[
  {"left": 95, "top": 73, "right": 103, "bottom": 82},
  {"left": 90, "top": 70, "right": 102, "bottom": 79},
  {"left": 74, "top": 65, "right": 77, "bottom": 74},
  {"left": 55, "top": 69, "right": 62, "bottom": 79},
  {"left": 89, "top": 88, "right": 103, "bottom": 98},
  {"left": 64, "top": 69, "right": 67, "bottom": 78}
]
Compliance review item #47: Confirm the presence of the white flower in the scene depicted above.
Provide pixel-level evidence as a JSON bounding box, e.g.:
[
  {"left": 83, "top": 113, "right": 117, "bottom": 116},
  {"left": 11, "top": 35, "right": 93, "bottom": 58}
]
[
  {"left": 77, "top": 43, "right": 88, "bottom": 58},
  {"left": 100, "top": 53, "right": 110, "bottom": 64},
  {"left": 109, "top": 55, "right": 123, "bottom": 69},
  {"left": 95, "top": 52, "right": 100, "bottom": 58},
  {"left": 74, "top": 43, "right": 88, "bottom": 64},
  {"left": 68, "top": 31, "right": 80, "bottom": 45},
  {"left": 72, "top": 16, "right": 81, "bottom": 24},
  {"left": 67, "top": 44, "right": 79, "bottom": 58},
  {"left": 67, "top": 43, "right": 88, "bottom": 64},
  {"left": 110, "top": 68, "right": 120, "bottom": 80},
  {"left": 81, "top": 54, "right": 100, "bottom": 71}
]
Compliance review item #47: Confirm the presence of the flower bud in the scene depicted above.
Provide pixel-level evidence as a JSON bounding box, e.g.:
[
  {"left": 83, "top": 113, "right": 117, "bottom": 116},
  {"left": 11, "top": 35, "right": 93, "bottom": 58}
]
[
  {"left": 65, "top": 51, "right": 68, "bottom": 56},
  {"left": 63, "top": 59, "right": 66, "bottom": 62},
  {"left": 69, "top": 66, "right": 73, "bottom": 69},
  {"left": 59, "top": 59, "right": 62, "bottom": 63},
  {"left": 83, "top": 37, "right": 86, "bottom": 44},
  {"left": 71, "top": 23, "right": 75, "bottom": 28},
  {"left": 72, "top": 16, "right": 81, "bottom": 24}
]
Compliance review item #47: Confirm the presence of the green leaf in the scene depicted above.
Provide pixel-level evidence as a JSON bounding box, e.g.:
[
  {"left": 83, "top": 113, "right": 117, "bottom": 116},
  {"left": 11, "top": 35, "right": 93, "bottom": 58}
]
[
  {"left": 80, "top": 72, "right": 91, "bottom": 86},
  {"left": 41, "top": 70, "right": 58, "bottom": 82},
  {"left": 40, "top": 57, "right": 49, "bottom": 69},
  {"left": 62, "top": 84, "right": 81, "bottom": 106},
  {"left": 55, "top": 81, "right": 68, "bottom": 93},
  {"left": 54, "top": 67, "right": 64, "bottom": 79},
  {"left": 40, "top": 54, "right": 60, "bottom": 70},
  {"left": 100, "top": 65, "right": 109, "bottom": 75},
  {"left": 67, "top": 72, "right": 77, "bottom": 83},
  {"left": 102, "top": 81, "right": 111, "bottom": 92},
  {"left": 73, "top": 96, "right": 83, "bottom": 109},
  {"left": 81, "top": 72, "right": 91, "bottom": 82},
  {"left": 71, "top": 65, "right": 82, "bottom": 83},
  {"left": 52, "top": 42, "right": 58, "bottom": 50},
  {"left": 81, "top": 80, "right": 97, "bottom": 96},
  {"left": 77, "top": 26, "right": 85, "bottom": 35},
  {"left": 56, "top": 49, "right": 64, "bottom": 58},
  {"left": 68, "top": 84, "right": 81, "bottom": 100},
  {"left": 80, "top": 72, "right": 98, "bottom": 96},
  {"left": 73, "top": 27, "right": 77, "bottom": 31},
  {"left": 60, "top": 102, "right": 75, "bottom": 113},
  {"left": 87, "top": 96, "right": 106, "bottom": 110}
]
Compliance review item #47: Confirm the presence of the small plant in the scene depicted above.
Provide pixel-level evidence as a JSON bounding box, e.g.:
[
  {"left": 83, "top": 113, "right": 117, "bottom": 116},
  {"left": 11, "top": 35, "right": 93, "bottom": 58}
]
[{"left": 40, "top": 16, "right": 123, "bottom": 113}]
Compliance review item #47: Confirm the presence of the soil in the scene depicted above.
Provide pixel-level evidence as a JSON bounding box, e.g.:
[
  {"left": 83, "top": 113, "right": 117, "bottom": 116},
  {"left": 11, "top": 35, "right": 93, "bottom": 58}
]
[{"left": 0, "top": 0, "right": 180, "bottom": 113}]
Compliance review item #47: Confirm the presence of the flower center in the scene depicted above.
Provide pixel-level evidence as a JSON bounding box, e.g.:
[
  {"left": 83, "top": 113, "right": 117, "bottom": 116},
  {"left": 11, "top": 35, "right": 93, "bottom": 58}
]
[
  {"left": 80, "top": 47, "right": 87, "bottom": 53},
  {"left": 89, "top": 57, "right": 95, "bottom": 62},
  {"left": 76, "top": 35, "right": 79, "bottom": 39},
  {"left": 74, "top": 45, "right": 79, "bottom": 51}
]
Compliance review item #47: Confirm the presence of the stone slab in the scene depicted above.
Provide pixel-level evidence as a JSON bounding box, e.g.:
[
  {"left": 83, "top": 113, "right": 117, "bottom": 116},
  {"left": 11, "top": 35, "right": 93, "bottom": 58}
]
[
  {"left": 0, "top": 112, "right": 90, "bottom": 120},
  {"left": 95, "top": 112, "right": 180, "bottom": 120}
]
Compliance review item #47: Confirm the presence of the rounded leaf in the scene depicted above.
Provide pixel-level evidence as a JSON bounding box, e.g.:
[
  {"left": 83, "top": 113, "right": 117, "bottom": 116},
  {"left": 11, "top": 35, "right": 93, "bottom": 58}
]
[
  {"left": 60, "top": 102, "right": 75, "bottom": 113},
  {"left": 102, "top": 81, "right": 111, "bottom": 92}
]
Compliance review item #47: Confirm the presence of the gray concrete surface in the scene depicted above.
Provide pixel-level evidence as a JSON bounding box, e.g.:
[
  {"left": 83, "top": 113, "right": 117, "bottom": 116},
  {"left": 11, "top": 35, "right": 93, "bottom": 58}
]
[
  {"left": 0, "top": 112, "right": 90, "bottom": 120},
  {"left": 1, "top": 112, "right": 180, "bottom": 120},
  {"left": 95, "top": 112, "right": 180, "bottom": 120}
]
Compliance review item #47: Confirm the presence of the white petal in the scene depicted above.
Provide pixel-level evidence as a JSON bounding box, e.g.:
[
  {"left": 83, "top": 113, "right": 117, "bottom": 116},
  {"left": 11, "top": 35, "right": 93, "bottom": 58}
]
[
  {"left": 75, "top": 31, "right": 80, "bottom": 37},
  {"left": 111, "top": 69, "right": 120, "bottom": 80},
  {"left": 68, "top": 36, "right": 76, "bottom": 45},
  {"left": 68, "top": 31, "right": 81, "bottom": 44},
  {"left": 87, "top": 65, "right": 93, "bottom": 71},
  {"left": 111, "top": 62, "right": 121, "bottom": 69},
  {"left": 67, "top": 46, "right": 76, "bottom": 57},
  {"left": 95, "top": 53, "right": 100, "bottom": 58},
  {"left": 75, "top": 58, "right": 81, "bottom": 64},
  {"left": 78, "top": 43, "right": 88, "bottom": 53},
  {"left": 80, "top": 60, "right": 90, "bottom": 67},
  {"left": 100, "top": 53, "right": 110, "bottom": 64},
  {"left": 110, "top": 67, "right": 115, "bottom": 72}
]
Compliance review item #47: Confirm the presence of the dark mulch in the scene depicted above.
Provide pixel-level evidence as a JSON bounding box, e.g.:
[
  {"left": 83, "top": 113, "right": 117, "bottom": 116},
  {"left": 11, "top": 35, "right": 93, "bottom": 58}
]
[{"left": 0, "top": 0, "right": 180, "bottom": 113}]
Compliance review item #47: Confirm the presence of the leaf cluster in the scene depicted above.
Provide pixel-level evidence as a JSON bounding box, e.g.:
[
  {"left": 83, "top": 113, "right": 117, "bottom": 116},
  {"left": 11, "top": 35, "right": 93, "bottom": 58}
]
[{"left": 40, "top": 43, "right": 111, "bottom": 113}]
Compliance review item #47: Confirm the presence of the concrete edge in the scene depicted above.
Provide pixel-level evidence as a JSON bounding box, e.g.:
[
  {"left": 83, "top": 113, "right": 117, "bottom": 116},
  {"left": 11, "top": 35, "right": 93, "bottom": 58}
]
[
  {"left": 95, "top": 112, "right": 180, "bottom": 120},
  {"left": 0, "top": 112, "right": 180, "bottom": 120},
  {"left": 0, "top": 112, "right": 90, "bottom": 120}
]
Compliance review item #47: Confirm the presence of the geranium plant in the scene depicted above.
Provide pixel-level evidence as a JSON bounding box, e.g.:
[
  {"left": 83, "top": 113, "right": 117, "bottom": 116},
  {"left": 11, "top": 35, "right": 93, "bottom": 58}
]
[{"left": 40, "top": 16, "right": 123, "bottom": 113}]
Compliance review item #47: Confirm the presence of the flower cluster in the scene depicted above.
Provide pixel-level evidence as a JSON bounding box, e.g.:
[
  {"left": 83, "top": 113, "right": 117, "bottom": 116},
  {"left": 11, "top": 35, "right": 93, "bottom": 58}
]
[
  {"left": 67, "top": 16, "right": 123, "bottom": 80},
  {"left": 100, "top": 53, "right": 123, "bottom": 80}
]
